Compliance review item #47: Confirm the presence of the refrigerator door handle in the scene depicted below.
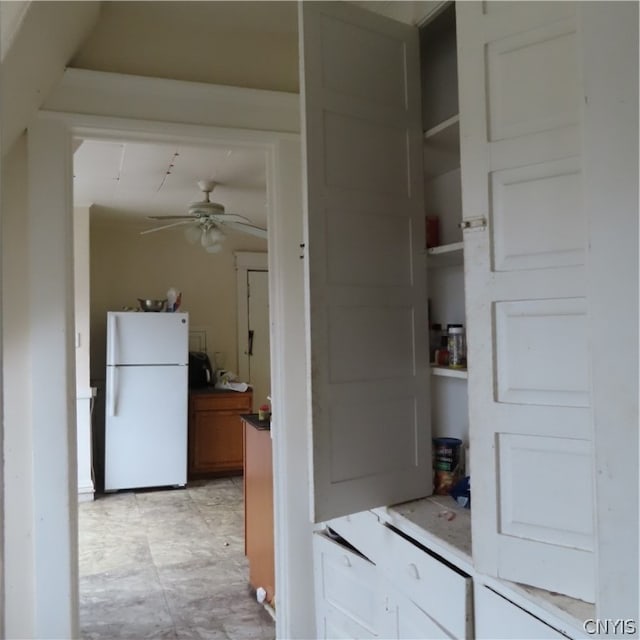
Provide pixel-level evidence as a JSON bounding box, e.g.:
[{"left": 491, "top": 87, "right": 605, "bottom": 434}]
[
  {"left": 108, "top": 313, "right": 117, "bottom": 365},
  {"left": 107, "top": 366, "right": 117, "bottom": 417}
]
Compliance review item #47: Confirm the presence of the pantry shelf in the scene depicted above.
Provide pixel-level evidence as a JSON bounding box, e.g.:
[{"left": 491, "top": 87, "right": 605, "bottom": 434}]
[
  {"left": 427, "top": 242, "right": 464, "bottom": 268},
  {"left": 423, "top": 114, "right": 460, "bottom": 178},
  {"left": 431, "top": 365, "right": 468, "bottom": 379}
]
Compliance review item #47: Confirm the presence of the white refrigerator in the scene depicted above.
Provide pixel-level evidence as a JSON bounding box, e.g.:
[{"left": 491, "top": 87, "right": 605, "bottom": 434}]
[{"left": 105, "top": 311, "right": 189, "bottom": 491}]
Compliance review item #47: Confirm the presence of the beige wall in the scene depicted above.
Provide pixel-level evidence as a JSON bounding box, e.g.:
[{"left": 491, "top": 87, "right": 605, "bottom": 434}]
[
  {"left": 70, "top": 1, "right": 299, "bottom": 93},
  {"left": 89, "top": 210, "right": 266, "bottom": 381}
]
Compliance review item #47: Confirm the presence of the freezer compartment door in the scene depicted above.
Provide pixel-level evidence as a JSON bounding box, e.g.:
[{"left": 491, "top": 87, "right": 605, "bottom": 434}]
[
  {"left": 105, "top": 365, "right": 187, "bottom": 490},
  {"left": 107, "top": 312, "right": 189, "bottom": 365}
]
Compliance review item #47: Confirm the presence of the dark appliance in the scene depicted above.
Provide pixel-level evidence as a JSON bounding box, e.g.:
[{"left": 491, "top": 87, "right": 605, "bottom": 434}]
[{"left": 188, "top": 351, "right": 213, "bottom": 388}]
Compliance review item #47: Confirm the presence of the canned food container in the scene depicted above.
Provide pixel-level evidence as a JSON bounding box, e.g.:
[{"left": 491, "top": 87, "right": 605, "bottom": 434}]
[
  {"left": 433, "top": 437, "right": 463, "bottom": 495},
  {"left": 447, "top": 325, "right": 466, "bottom": 368}
]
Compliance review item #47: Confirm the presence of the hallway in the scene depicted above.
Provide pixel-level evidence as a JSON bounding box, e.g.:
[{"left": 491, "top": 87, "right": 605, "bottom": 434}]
[{"left": 78, "top": 477, "right": 275, "bottom": 639}]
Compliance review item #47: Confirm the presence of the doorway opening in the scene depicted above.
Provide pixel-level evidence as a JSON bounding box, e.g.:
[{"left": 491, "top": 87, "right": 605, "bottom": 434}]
[
  {"left": 71, "top": 130, "right": 274, "bottom": 636},
  {"left": 24, "top": 69, "right": 312, "bottom": 638}
]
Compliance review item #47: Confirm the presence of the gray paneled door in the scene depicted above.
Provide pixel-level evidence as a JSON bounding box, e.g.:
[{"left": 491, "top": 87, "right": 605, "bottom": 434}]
[{"left": 299, "top": 1, "right": 431, "bottom": 523}]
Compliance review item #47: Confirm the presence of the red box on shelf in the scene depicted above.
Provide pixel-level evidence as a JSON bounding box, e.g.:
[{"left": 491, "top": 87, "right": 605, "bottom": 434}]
[{"left": 425, "top": 215, "right": 439, "bottom": 248}]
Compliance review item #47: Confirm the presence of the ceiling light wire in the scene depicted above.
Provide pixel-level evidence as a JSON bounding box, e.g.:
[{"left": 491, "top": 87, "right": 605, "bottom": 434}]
[{"left": 156, "top": 150, "right": 180, "bottom": 193}]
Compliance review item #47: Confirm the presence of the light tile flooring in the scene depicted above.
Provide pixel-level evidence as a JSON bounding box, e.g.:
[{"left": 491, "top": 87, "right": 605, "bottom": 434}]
[{"left": 78, "top": 477, "right": 276, "bottom": 640}]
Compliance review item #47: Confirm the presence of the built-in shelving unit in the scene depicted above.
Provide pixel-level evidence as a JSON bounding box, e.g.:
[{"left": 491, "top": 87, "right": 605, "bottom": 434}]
[
  {"left": 427, "top": 241, "right": 463, "bottom": 267},
  {"left": 431, "top": 365, "right": 468, "bottom": 379},
  {"left": 422, "top": 3, "right": 469, "bottom": 496},
  {"left": 423, "top": 114, "right": 460, "bottom": 178}
]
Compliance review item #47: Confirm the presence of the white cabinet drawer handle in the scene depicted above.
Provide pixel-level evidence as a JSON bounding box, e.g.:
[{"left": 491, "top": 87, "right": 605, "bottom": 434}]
[
  {"left": 342, "top": 555, "right": 352, "bottom": 568},
  {"left": 407, "top": 563, "right": 420, "bottom": 580}
]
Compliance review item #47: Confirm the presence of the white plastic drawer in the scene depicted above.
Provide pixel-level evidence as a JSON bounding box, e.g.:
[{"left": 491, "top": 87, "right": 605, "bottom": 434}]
[
  {"left": 474, "top": 585, "right": 567, "bottom": 639},
  {"left": 313, "top": 532, "right": 381, "bottom": 639},
  {"left": 325, "top": 509, "right": 387, "bottom": 564},
  {"left": 378, "top": 525, "right": 473, "bottom": 639}
]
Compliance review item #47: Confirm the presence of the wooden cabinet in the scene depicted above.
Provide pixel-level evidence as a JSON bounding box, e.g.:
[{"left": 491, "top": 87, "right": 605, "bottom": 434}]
[
  {"left": 188, "top": 390, "right": 252, "bottom": 477},
  {"left": 243, "top": 416, "right": 275, "bottom": 605}
]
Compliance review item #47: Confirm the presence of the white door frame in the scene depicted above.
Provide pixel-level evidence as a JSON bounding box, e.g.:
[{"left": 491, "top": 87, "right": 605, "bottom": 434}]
[
  {"left": 235, "top": 251, "right": 268, "bottom": 398},
  {"left": 18, "top": 70, "right": 315, "bottom": 639}
]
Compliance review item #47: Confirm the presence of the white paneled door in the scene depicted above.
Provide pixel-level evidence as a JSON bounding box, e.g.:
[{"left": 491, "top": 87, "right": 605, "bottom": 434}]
[
  {"left": 300, "top": 1, "right": 430, "bottom": 523},
  {"left": 248, "top": 269, "right": 270, "bottom": 411},
  {"left": 457, "top": 2, "right": 594, "bottom": 600}
]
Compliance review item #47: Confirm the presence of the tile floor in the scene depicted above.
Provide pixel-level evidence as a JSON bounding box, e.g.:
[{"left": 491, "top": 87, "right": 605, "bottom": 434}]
[{"left": 78, "top": 477, "right": 276, "bottom": 640}]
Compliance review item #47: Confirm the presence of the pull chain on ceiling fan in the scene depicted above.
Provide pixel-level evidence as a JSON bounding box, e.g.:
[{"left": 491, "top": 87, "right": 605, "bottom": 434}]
[{"left": 141, "top": 179, "right": 267, "bottom": 252}]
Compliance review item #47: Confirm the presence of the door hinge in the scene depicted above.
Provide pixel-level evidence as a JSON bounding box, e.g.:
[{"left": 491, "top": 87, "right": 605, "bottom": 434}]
[{"left": 459, "top": 216, "right": 487, "bottom": 231}]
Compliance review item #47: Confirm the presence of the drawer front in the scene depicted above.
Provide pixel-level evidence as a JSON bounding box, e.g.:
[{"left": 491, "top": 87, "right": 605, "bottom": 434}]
[
  {"left": 191, "top": 392, "right": 252, "bottom": 412},
  {"left": 320, "top": 606, "right": 378, "bottom": 640},
  {"left": 325, "top": 510, "right": 387, "bottom": 564},
  {"left": 313, "top": 532, "right": 380, "bottom": 639},
  {"left": 378, "top": 526, "right": 472, "bottom": 639},
  {"left": 393, "top": 582, "right": 456, "bottom": 640},
  {"left": 474, "top": 585, "right": 567, "bottom": 639}
]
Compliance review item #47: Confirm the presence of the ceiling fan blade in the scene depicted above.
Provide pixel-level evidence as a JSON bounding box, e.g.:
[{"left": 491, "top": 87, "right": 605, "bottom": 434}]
[
  {"left": 209, "top": 212, "right": 253, "bottom": 224},
  {"left": 220, "top": 220, "right": 268, "bottom": 240},
  {"left": 140, "top": 220, "right": 193, "bottom": 235},
  {"left": 147, "top": 215, "right": 196, "bottom": 221}
]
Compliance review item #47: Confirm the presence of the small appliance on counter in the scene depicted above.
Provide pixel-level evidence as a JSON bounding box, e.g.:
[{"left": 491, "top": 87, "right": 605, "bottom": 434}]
[{"left": 188, "top": 351, "right": 213, "bottom": 388}]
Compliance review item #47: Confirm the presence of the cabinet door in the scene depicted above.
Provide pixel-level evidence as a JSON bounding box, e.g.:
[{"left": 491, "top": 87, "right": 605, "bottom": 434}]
[
  {"left": 191, "top": 410, "right": 243, "bottom": 473},
  {"left": 299, "top": 1, "right": 430, "bottom": 524},
  {"left": 244, "top": 422, "right": 275, "bottom": 603},
  {"left": 457, "top": 2, "right": 594, "bottom": 600}
]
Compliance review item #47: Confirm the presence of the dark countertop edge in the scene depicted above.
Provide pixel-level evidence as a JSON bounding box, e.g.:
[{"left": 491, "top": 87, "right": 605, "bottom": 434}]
[
  {"left": 189, "top": 386, "right": 252, "bottom": 395},
  {"left": 241, "top": 413, "right": 271, "bottom": 431}
]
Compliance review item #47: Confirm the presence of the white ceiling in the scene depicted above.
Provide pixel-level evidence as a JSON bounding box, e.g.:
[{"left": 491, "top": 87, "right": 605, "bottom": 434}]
[{"left": 73, "top": 138, "right": 268, "bottom": 227}]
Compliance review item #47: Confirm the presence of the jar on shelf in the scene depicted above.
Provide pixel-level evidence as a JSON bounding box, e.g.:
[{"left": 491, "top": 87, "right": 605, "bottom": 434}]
[{"left": 447, "top": 325, "right": 466, "bottom": 368}]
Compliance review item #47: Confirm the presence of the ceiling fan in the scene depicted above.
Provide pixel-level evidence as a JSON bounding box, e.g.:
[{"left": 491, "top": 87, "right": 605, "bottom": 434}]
[{"left": 141, "top": 179, "right": 267, "bottom": 253}]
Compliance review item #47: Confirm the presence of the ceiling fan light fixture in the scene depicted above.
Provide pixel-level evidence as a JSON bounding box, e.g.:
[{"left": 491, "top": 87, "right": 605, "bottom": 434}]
[
  {"left": 204, "top": 225, "right": 223, "bottom": 246},
  {"left": 143, "top": 180, "right": 266, "bottom": 251},
  {"left": 199, "top": 222, "right": 225, "bottom": 248},
  {"left": 184, "top": 224, "right": 202, "bottom": 244}
]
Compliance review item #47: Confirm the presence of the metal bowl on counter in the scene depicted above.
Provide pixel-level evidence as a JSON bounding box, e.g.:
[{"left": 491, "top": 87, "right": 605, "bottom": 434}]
[{"left": 138, "top": 298, "right": 167, "bottom": 312}]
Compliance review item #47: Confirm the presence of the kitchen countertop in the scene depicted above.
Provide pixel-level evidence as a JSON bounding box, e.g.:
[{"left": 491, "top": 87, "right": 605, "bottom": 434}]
[
  {"left": 241, "top": 413, "right": 271, "bottom": 431},
  {"left": 189, "top": 385, "right": 251, "bottom": 395}
]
